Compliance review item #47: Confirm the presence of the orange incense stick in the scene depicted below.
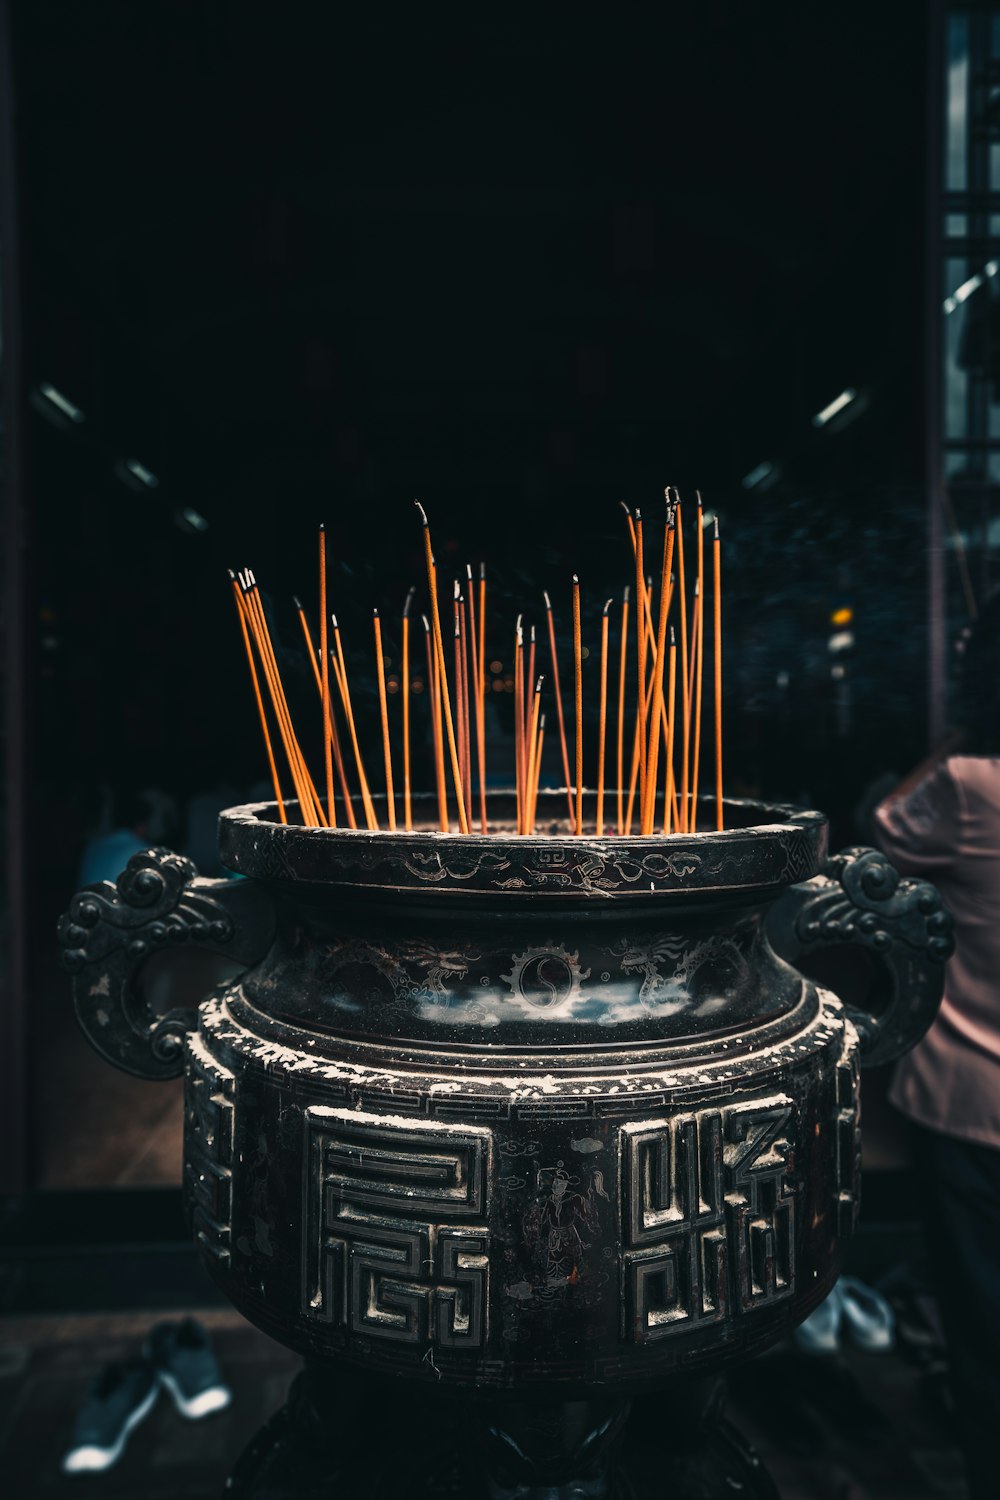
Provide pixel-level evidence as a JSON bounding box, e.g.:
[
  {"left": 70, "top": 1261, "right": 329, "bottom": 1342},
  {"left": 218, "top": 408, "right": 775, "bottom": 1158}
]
[
  {"left": 514, "top": 618, "right": 525, "bottom": 830},
  {"left": 453, "top": 585, "right": 467, "bottom": 820},
  {"left": 688, "top": 494, "right": 706, "bottom": 831},
  {"left": 543, "top": 591, "right": 576, "bottom": 827},
  {"left": 642, "top": 504, "right": 675, "bottom": 834},
  {"left": 524, "top": 675, "right": 544, "bottom": 835},
  {"left": 529, "top": 712, "right": 546, "bottom": 834},
  {"left": 665, "top": 627, "right": 678, "bottom": 834},
  {"left": 572, "top": 574, "right": 583, "bottom": 836},
  {"left": 402, "top": 586, "right": 414, "bottom": 831},
  {"left": 318, "top": 525, "right": 336, "bottom": 826},
  {"left": 230, "top": 572, "right": 287, "bottom": 822},
  {"left": 597, "top": 599, "right": 611, "bottom": 836},
  {"left": 713, "top": 515, "right": 724, "bottom": 831},
  {"left": 634, "top": 510, "right": 648, "bottom": 818},
  {"left": 373, "top": 608, "right": 396, "bottom": 831},
  {"left": 242, "top": 572, "right": 325, "bottom": 826},
  {"left": 616, "top": 586, "right": 630, "bottom": 834},
  {"left": 293, "top": 596, "right": 357, "bottom": 828},
  {"left": 424, "top": 613, "right": 448, "bottom": 830},
  {"left": 467, "top": 565, "right": 487, "bottom": 832},
  {"left": 332, "top": 614, "right": 377, "bottom": 830},
  {"left": 674, "top": 492, "right": 690, "bottom": 836},
  {"left": 525, "top": 624, "right": 536, "bottom": 758},
  {"left": 477, "top": 562, "right": 488, "bottom": 831},
  {"left": 415, "top": 503, "right": 468, "bottom": 833},
  {"left": 460, "top": 593, "right": 473, "bottom": 831}
]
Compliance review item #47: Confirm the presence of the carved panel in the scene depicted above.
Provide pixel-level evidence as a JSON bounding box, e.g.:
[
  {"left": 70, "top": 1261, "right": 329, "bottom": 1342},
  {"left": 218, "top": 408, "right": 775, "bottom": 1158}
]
[
  {"left": 620, "top": 1095, "right": 795, "bottom": 1343},
  {"left": 184, "top": 1034, "right": 235, "bottom": 1266},
  {"left": 303, "top": 1108, "right": 492, "bottom": 1350},
  {"left": 834, "top": 1047, "right": 862, "bottom": 1235}
]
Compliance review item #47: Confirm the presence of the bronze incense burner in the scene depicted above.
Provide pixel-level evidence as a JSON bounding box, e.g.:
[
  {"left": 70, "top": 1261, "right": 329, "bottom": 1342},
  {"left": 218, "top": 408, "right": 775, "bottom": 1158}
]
[{"left": 59, "top": 794, "right": 952, "bottom": 1496}]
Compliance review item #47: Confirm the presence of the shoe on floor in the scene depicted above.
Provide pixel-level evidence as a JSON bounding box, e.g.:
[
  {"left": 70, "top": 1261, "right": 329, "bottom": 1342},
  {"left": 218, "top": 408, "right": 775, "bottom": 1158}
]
[
  {"left": 145, "top": 1318, "right": 232, "bottom": 1420},
  {"left": 838, "top": 1275, "right": 895, "bottom": 1352},
  {"left": 61, "top": 1358, "right": 159, "bottom": 1474},
  {"left": 792, "top": 1284, "right": 843, "bottom": 1355}
]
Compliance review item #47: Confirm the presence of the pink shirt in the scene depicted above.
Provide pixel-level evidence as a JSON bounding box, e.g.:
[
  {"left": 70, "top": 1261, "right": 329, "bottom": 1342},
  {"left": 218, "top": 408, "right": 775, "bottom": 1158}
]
[{"left": 874, "top": 756, "right": 1000, "bottom": 1150}]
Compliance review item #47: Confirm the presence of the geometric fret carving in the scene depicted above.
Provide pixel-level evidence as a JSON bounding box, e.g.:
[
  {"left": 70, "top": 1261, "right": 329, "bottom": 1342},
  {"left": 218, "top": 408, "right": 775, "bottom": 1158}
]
[
  {"left": 620, "top": 1095, "right": 796, "bottom": 1342},
  {"left": 302, "top": 1107, "right": 492, "bottom": 1349},
  {"left": 184, "top": 1034, "right": 235, "bottom": 1267}
]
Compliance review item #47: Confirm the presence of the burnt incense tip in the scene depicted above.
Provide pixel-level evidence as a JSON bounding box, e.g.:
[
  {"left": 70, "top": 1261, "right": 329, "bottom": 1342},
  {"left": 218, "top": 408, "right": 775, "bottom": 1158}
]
[
  {"left": 466, "top": 562, "right": 473, "bottom": 580},
  {"left": 619, "top": 500, "right": 631, "bottom": 516},
  {"left": 454, "top": 579, "right": 461, "bottom": 599},
  {"left": 331, "top": 613, "right": 339, "bottom": 630},
  {"left": 603, "top": 598, "right": 613, "bottom": 616},
  {"left": 634, "top": 508, "right": 642, "bottom": 522},
  {"left": 670, "top": 626, "right": 676, "bottom": 646},
  {"left": 623, "top": 584, "right": 631, "bottom": 602},
  {"left": 373, "top": 606, "right": 380, "bottom": 618},
  {"left": 402, "top": 586, "right": 415, "bottom": 619},
  {"left": 543, "top": 590, "right": 552, "bottom": 611},
  {"left": 694, "top": 578, "right": 701, "bottom": 596},
  {"left": 414, "top": 500, "right": 429, "bottom": 527},
  {"left": 480, "top": 561, "right": 486, "bottom": 580},
  {"left": 530, "top": 624, "right": 536, "bottom": 642},
  {"left": 696, "top": 489, "right": 703, "bottom": 507},
  {"left": 292, "top": 594, "right": 302, "bottom": 611},
  {"left": 714, "top": 516, "right": 720, "bottom": 539},
  {"left": 227, "top": 567, "right": 236, "bottom": 581},
  {"left": 421, "top": 613, "right": 431, "bottom": 634},
  {"left": 319, "top": 521, "right": 325, "bottom": 532},
  {"left": 572, "top": 574, "right": 580, "bottom": 586},
  {"left": 535, "top": 675, "right": 544, "bottom": 693},
  {"left": 540, "top": 712, "right": 547, "bottom": 728}
]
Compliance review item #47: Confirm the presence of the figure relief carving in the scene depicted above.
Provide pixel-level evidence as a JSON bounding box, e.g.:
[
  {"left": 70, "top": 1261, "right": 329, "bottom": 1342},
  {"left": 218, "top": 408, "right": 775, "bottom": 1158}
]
[
  {"left": 620, "top": 1095, "right": 796, "bottom": 1342},
  {"left": 303, "top": 1108, "right": 493, "bottom": 1350}
]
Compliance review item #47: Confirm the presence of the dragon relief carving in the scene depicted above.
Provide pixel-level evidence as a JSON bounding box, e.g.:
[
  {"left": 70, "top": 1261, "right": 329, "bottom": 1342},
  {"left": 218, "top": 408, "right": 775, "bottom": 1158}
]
[
  {"left": 615, "top": 932, "right": 751, "bottom": 1012},
  {"left": 324, "top": 937, "right": 479, "bottom": 1008}
]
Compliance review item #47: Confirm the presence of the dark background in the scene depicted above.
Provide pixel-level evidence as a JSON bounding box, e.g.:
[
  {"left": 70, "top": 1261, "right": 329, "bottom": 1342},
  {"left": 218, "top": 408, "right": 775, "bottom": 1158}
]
[{"left": 17, "top": 1, "right": 929, "bottom": 917}]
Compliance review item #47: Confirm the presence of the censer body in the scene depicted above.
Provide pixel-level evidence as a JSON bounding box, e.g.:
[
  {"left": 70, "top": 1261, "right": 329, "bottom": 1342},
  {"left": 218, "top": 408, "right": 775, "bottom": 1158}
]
[{"left": 60, "top": 793, "right": 951, "bottom": 1397}]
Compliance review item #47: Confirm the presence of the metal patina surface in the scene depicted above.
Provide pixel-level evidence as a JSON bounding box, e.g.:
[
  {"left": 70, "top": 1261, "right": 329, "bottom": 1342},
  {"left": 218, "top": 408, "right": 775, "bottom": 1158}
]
[{"left": 58, "top": 792, "right": 953, "bottom": 1495}]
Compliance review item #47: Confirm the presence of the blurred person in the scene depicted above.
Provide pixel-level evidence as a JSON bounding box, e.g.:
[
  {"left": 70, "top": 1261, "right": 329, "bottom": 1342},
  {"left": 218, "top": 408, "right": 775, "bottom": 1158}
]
[
  {"left": 873, "top": 591, "right": 1000, "bottom": 1500},
  {"left": 77, "top": 785, "right": 174, "bottom": 887}
]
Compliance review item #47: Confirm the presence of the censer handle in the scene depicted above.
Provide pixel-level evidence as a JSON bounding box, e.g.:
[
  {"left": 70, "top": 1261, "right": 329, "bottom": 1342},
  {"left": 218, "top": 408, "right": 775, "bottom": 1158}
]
[
  {"left": 766, "top": 845, "right": 954, "bottom": 1069},
  {"left": 57, "top": 848, "right": 276, "bottom": 1081}
]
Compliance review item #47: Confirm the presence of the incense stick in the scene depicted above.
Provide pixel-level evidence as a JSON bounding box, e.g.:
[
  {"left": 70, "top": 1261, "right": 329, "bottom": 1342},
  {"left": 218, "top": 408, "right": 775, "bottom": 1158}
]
[
  {"left": 402, "top": 586, "right": 414, "bottom": 831},
  {"left": 665, "top": 627, "right": 677, "bottom": 834},
  {"left": 230, "top": 572, "right": 287, "bottom": 822},
  {"left": 318, "top": 525, "right": 336, "bottom": 827},
  {"left": 713, "top": 515, "right": 724, "bottom": 831},
  {"left": 642, "top": 503, "right": 675, "bottom": 835},
  {"left": 415, "top": 503, "right": 468, "bottom": 833},
  {"left": 573, "top": 574, "right": 583, "bottom": 837},
  {"left": 332, "top": 614, "right": 377, "bottom": 830},
  {"left": 477, "top": 562, "right": 488, "bottom": 831},
  {"left": 688, "top": 494, "right": 706, "bottom": 832},
  {"left": 634, "top": 510, "right": 648, "bottom": 819},
  {"left": 524, "top": 675, "right": 544, "bottom": 836},
  {"left": 529, "top": 712, "right": 546, "bottom": 834},
  {"left": 514, "top": 617, "right": 525, "bottom": 831},
  {"left": 293, "top": 596, "right": 358, "bottom": 828},
  {"left": 543, "top": 591, "right": 576, "bottom": 827},
  {"left": 424, "top": 613, "right": 448, "bottom": 830},
  {"left": 242, "top": 572, "right": 326, "bottom": 826},
  {"left": 597, "top": 599, "right": 611, "bottom": 837},
  {"left": 674, "top": 492, "right": 690, "bottom": 836},
  {"left": 373, "top": 608, "right": 396, "bottom": 830},
  {"left": 616, "top": 587, "right": 629, "bottom": 834}
]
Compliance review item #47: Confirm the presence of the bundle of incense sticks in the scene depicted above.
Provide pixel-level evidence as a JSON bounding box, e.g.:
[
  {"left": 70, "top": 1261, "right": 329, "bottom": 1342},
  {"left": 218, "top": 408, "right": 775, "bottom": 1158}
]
[{"left": 229, "top": 491, "right": 724, "bottom": 837}]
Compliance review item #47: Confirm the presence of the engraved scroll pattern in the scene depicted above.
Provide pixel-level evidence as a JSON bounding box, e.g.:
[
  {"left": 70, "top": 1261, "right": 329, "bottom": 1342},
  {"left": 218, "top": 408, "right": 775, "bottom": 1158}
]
[
  {"left": 303, "top": 1108, "right": 492, "bottom": 1349},
  {"left": 621, "top": 1096, "right": 796, "bottom": 1343}
]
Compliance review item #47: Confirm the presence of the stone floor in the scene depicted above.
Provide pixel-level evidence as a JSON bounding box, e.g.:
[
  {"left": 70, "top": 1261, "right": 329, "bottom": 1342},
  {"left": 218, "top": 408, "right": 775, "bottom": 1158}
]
[{"left": 0, "top": 1305, "right": 969, "bottom": 1499}]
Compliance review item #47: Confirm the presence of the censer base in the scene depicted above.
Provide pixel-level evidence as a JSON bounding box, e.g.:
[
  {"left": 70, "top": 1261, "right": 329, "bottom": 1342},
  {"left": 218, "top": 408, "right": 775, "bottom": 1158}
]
[{"left": 224, "top": 1365, "right": 780, "bottom": 1500}]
